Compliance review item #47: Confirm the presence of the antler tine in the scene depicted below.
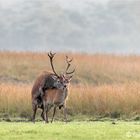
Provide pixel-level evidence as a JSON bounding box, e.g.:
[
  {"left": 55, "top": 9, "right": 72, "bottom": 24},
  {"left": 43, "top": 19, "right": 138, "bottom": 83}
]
[
  {"left": 48, "top": 51, "right": 59, "bottom": 77},
  {"left": 65, "top": 55, "right": 72, "bottom": 72},
  {"left": 48, "top": 51, "right": 56, "bottom": 58},
  {"left": 66, "top": 68, "right": 75, "bottom": 75},
  {"left": 65, "top": 55, "right": 75, "bottom": 75},
  {"left": 66, "top": 55, "right": 73, "bottom": 62}
]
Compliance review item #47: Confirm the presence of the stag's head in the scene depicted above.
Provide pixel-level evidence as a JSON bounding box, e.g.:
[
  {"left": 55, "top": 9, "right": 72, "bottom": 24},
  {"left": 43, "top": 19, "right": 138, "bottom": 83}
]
[{"left": 48, "top": 52, "right": 75, "bottom": 89}]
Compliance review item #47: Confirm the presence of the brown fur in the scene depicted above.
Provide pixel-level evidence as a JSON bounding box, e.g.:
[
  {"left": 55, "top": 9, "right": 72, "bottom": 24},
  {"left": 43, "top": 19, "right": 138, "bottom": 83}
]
[
  {"left": 31, "top": 71, "right": 53, "bottom": 100},
  {"left": 42, "top": 87, "right": 68, "bottom": 123},
  {"left": 43, "top": 88, "right": 68, "bottom": 107},
  {"left": 31, "top": 71, "right": 55, "bottom": 122}
]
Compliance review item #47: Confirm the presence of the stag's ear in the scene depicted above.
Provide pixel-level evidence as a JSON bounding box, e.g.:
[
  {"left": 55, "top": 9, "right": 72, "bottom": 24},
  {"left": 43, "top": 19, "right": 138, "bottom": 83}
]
[{"left": 52, "top": 75, "right": 59, "bottom": 80}]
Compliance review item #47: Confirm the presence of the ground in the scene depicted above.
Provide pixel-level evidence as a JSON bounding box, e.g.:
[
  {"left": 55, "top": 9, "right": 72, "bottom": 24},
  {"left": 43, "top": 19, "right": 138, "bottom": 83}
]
[{"left": 0, "top": 121, "right": 140, "bottom": 140}]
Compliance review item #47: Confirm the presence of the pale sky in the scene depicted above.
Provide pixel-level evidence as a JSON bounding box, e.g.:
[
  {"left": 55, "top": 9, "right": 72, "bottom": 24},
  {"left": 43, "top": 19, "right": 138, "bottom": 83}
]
[
  {"left": 0, "top": 0, "right": 110, "bottom": 8},
  {"left": 1, "top": 0, "right": 134, "bottom": 9},
  {"left": 0, "top": 0, "right": 23, "bottom": 8}
]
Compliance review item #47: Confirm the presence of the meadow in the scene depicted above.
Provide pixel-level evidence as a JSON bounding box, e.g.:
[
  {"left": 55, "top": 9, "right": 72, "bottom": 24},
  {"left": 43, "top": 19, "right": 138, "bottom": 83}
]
[
  {"left": 0, "top": 51, "right": 140, "bottom": 120},
  {"left": 0, "top": 121, "right": 140, "bottom": 140}
]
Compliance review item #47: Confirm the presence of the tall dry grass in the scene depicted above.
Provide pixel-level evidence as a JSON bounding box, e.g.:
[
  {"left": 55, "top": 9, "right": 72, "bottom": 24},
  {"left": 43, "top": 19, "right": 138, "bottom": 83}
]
[
  {"left": 0, "top": 83, "right": 31, "bottom": 118},
  {"left": 69, "top": 83, "right": 140, "bottom": 117},
  {"left": 0, "top": 83, "right": 140, "bottom": 118},
  {"left": 1, "top": 51, "right": 140, "bottom": 84},
  {"left": 0, "top": 51, "right": 140, "bottom": 119}
]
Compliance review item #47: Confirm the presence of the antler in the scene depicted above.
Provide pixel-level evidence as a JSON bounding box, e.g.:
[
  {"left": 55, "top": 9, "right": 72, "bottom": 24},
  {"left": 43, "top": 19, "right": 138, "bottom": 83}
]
[
  {"left": 65, "top": 55, "right": 75, "bottom": 75},
  {"left": 48, "top": 51, "right": 59, "bottom": 77}
]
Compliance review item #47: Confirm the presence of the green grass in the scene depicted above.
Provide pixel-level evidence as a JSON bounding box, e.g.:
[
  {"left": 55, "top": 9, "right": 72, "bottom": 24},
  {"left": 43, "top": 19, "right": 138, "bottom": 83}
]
[{"left": 0, "top": 121, "right": 140, "bottom": 140}]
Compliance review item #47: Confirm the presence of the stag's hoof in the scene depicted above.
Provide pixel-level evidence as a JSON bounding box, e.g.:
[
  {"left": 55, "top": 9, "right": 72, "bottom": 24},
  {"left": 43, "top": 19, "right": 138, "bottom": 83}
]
[
  {"left": 32, "top": 120, "right": 35, "bottom": 124},
  {"left": 44, "top": 121, "right": 49, "bottom": 124}
]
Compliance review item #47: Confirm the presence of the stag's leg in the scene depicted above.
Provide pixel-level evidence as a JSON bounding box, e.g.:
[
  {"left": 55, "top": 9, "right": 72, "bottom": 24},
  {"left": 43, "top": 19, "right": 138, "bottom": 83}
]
[
  {"left": 44, "top": 105, "right": 52, "bottom": 123},
  {"left": 43, "top": 102, "right": 49, "bottom": 123},
  {"left": 43, "top": 108, "right": 49, "bottom": 123},
  {"left": 41, "top": 110, "right": 45, "bottom": 120},
  {"left": 63, "top": 105, "right": 67, "bottom": 122},
  {"left": 45, "top": 111, "right": 49, "bottom": 123},
  {"left": 32, "top": 103, "right": 37, "bottom": 123},
  {"left": 51, "top": 106, "right": 56, "bottom": 123}
]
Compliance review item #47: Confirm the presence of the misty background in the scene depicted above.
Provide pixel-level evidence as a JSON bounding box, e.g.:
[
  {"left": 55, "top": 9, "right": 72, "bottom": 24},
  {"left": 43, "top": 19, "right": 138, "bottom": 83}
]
[{"left": 0, "top": 0, "right": 140, "bottom": 54}]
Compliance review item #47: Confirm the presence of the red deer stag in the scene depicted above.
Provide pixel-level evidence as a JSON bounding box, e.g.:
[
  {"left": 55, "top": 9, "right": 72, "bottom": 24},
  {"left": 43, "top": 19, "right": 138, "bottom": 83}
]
[
  {"left": 31, "top": 52, "right": 75, "bottom": 123},
  {"left": 42, "top": 59, "right": 74, "bottom": 123}
]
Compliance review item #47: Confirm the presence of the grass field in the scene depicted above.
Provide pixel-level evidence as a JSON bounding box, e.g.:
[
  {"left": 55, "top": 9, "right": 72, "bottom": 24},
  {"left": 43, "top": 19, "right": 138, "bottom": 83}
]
[{"left": 0, "top": 121, "right": 140, "bottom": 140}]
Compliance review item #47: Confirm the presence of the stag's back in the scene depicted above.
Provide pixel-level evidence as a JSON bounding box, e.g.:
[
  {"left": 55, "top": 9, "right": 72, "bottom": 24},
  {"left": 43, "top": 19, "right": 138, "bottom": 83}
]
[{"left": 31, "top": 71, "right": 53, "bottom": 99}]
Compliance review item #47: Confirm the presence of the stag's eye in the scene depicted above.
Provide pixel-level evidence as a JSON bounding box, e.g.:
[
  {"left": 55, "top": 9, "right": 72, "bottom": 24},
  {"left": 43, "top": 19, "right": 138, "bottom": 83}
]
[{"left": 56, "top": 79, "right": 61, "bottom": 84}]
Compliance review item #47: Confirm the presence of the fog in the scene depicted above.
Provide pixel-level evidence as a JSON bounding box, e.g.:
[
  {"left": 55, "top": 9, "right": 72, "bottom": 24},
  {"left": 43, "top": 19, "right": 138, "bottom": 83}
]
[{"left": 0, "top": 0, "right": 140, "bottom": 54}]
